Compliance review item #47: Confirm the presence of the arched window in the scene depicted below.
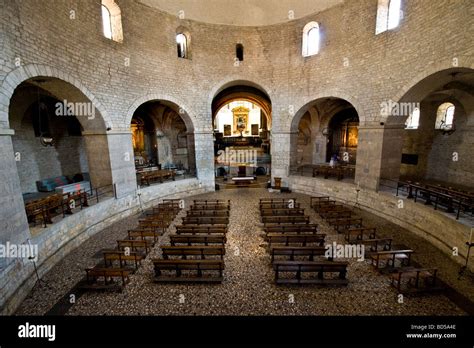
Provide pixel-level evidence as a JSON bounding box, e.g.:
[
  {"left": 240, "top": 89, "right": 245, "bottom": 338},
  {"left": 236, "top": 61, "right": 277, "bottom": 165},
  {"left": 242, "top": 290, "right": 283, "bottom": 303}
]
[
  {"left": 101, "top": 0, "right": 123, "bottom": 42},
  {"left": 101, "top": 5, "right": 112, "bottom": 40},
  {"left": 387, "top": 0, "right": 402, "bottom": 30},
  {"left": 376, "top": 0, "right": 402, "bottom": 34},
  {"left": 435, "top": 103, "right": 455, "bottom": 130},
  {"left": 236, "top": 44, "right": 244, "bottom": 61},
  {"left": 176, "top": 33, "right": 188, "bottom": 58},
  {"left": 302, "top": 22, "right": 320, "bottom": 57},
  {"left": 405, "top": 107, "right": 420, "bottom": 129}
]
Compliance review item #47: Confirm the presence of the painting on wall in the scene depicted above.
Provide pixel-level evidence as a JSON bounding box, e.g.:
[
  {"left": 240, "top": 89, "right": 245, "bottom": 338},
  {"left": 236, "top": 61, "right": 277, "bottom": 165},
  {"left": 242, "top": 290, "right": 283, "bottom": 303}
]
[{"left": 224, "top": 124, "right": 232, "bottom": 136}]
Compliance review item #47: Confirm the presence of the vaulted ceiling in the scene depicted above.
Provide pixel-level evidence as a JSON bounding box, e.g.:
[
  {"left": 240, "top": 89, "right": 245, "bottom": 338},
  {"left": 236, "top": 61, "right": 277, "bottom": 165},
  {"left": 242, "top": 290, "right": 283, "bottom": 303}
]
[{"left": 139, "top": 0, "right": 344, "bottom": 26}]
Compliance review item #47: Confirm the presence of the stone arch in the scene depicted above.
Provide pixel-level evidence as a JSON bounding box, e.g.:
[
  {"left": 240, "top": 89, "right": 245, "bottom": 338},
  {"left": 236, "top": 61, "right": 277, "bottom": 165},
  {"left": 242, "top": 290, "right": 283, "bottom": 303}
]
[
  {"left": 125, "top": 93, "right": 196, "bottom": 132},
  {"left": 392, "top": 55, "right": 474, "bottom": 104},
  {"left": 0, "top": 64, "right": 111, "bottom": 131}
]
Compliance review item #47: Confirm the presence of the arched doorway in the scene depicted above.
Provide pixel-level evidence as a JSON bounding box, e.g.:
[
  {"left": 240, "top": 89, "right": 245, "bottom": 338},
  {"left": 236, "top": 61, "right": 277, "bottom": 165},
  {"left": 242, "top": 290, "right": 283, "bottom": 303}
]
[
  {"left": 211, "top": 83, "right": 272, "bottom": 188},
  {"left": 130, "top": 100, "right": 197, "bottom": 187},
  {"left": 394, "top": 68, "right": 474, "bottom": 188},
  {"left": 8, "top": 76, "right": 113, "bottom": 230},
  {"left": 290, "top": 97, "right": 359, "bottom": 181}
]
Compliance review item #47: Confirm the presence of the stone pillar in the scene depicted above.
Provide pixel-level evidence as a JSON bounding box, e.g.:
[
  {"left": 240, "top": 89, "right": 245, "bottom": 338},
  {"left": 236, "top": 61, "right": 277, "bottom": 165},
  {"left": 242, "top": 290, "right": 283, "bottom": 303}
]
[
  {"left": 193, "top": 131, "right": 215, "bottom": 189},
  {"left": 186, "top": 133, "right": 196, "bottom": 174},
  {"left": 82, "top": 132, "right": 113, "bottom": 188},
  {"left": 106, "top": 131, "right": 137, "bottom": 198},
  {"left": 272, "top": 131, "right": 293, "bottom": 185},
  {"left": 355, "top": 124, "right": 405, "bottom": 190},
  {"left": 313, "top": 133, "right": 328, "bottom": 163},
  {"left": 0, "top": 128, "right": 30, "bottom": 265}
]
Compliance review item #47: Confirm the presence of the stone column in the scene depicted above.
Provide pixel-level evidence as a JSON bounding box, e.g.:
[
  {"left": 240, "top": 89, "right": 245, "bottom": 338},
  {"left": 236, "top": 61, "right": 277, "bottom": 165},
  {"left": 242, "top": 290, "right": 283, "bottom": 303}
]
[
  {"left": 355, "top": 124, "right": 406, "bottom": 190},
  {"left": 0, "top": 128, "right": 30, "bottom": 264},
  {"left": 82, "top": 132, "right": 113, "bottom": 188},
  {"left": 106, "top": 131, "right": 137, "bottom": 198},
  {"left": 193, "top": 131, "right": 215, "bottom": 189},
  {"left": 313, "top": 133, "right": 328, "bottom": 164},
  {"left": 272, "top": 131, "right": 293, "bottom": 185}
]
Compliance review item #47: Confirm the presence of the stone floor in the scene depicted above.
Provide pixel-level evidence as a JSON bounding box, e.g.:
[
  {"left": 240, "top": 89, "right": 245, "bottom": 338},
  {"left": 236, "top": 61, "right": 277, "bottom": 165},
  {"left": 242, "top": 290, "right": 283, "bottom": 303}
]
[{"left": 15, "top": 188, "right": 473, "bottom": 316}]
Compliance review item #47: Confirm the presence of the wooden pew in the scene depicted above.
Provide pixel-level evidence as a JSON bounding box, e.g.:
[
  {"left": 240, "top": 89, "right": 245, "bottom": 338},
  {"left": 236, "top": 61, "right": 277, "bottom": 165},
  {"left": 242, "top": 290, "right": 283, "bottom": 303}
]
[
  {"left": 359, "top": 238, "right": 393, "bottom": 253},
  {"left": 84, "top": 267, "right": 131, "bottom": 289},
  {"left": 310, "top": 196, "right": 331, "bottom": 208},
  {"left": 321, "top": 210, "right": 354, "bottom": 220},
  {"left": 186, "top": 210, "right": 230, "bottom": 218},
  {"left": 331, "top": 218, "right": 363, "bottom": 233},
  {"left": 182, "top": 216, "right": 229, "bottom": 225},
  {"left": 267, "top": 233, "right": 326, "bottom": 247},
  {"left": 262, "top": 216, "right": 310, "bottom": 225},
  {"left": 102, "top": 250, "right": 144, "bottom": 269},
  {"left": 117, "top": 239, "right": 153, "bottom": 254},
  {"left": 263, "top": 224, "right": 319, "bottom": 234},
  {"left": 161, "top": 245, "right": 225, "bottom": 260},
  {"left": 344, "top": 227, "right": 377, "bottom": 242},
  {"left": 140, "top": 170, "right": 175, "bottom": 186},
  {"left": 259, "top": 202, "right": 301, "bottom": 210},
  {"left": 390, "top": 268, "right": 441, "bottom": 294},
  {"left": 259, "top": 198, "right": 296, "bottom": 204},
  {"left": 312, "top": 201, "right": 338, "bottom": 212},
  {"left": 191, "top": 204, "right": 230, "bottom": 211},
  {"left": 316, "top": 204, "right": 347, "bottom": 213},
  {"left": 170, "top": 235, "right": 226, "bottom": 246},
  {"left": 193, "top": 199, "right": 230, "bottom": 206},
  {"left": 260, "top": 208, "right": 305, "bottom": 217},
  {"left": 270, "top": 246, "right": 329, "bottom": 262},
  {"left": 175, "top": 225, "right": 228, "bottom": 235},
  {"left": 127, "top": 229, "right": 161, "bottom": 243},
  {"left": 273, "top": 261, "right": 349, "bottom": 285},
  {"left": 370, "top": 249, "right": 414, "bottom": 270},
  {"left": 153, "top": 259, "right": 224, "bottom": 283}
]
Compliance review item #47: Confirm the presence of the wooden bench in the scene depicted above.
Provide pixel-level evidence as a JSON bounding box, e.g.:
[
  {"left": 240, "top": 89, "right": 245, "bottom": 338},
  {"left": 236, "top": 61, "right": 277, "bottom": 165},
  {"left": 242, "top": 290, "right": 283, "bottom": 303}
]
[
  {"left": 140, "top": 170, "right": 175, "bottom": 186},
  {"left": 186, "top": 210, "right": 230, "bottom": 218},
  {"left": 259, "top": 198, "right": 297, "bottom": 204},
  {"left": 264, "top": 224, "right": 319, "bottom": 234},
  {"left": 267, "top": 233, "right": 326, "bottom": 247},
  {"left": 270, "top": 246, "right": 329, "bottom": 262},
  {"left": 358, "top": 238, "right": 393, "bottom": 253},
  {"left": 260, "top": 203, "right": 301, "bottom": 210},
  {"left": 193, "top": 200, "right": 230, "bottom": 206},
  {"left": 102, "top": 250, "right": 144, "bottom": 269},
  {"left": 84, "top": 267, "right": 131, "bottom": 289},
  {"left": 390, "top": 267, "right": 441, "bottom": 294},
  {"left": 316, "top": 204, "right": 347, "bottom": 213},
  {"left": 191, "top": 204, "right": 230, "bottom": 211},
  {"left": 175, "top": 225, "right": 228, "bottom": 235},
  {"left": 117, "top": 239, "right": 153, "bottom": 254},
  {"left": 273, "top": 261, "right": 349, "bottom": 285},
  {"left": 170, "top": 235, "right": 226, "bottom": 246},
  {"left": 312, "top": 201, "right": 338, "bottom": 212},
  {"left": 153, "top": 259, "right": 224, "bottom": 283},
  {"left": 161, "top": 245, "right": 225, "bottom": 260},
  {"left": 310, "top": 196, "right": 331, "bottom": 208},
  {"left": 182, "top": 217, "right": 229, "bottom": 225},
  {"left": 321, "top": 210, "right": 354, "bottom": 220},
  {"left": 370, "top": 249, "right": 414, "bottom": 270},
  {"left": 344, "top": 227, "right": 377, "bottom": 242},
  {"left": 127, "top": 229, "right": 161, "bottom": 243},
  {"left": 262, "top": 216, "right": 310, "bottom": 225},
  {"left": 260, "top": 208, "right": 305, "bottom": 217},
  {"left": 331, "top": 218, "right": 363, "bottom": 233}
]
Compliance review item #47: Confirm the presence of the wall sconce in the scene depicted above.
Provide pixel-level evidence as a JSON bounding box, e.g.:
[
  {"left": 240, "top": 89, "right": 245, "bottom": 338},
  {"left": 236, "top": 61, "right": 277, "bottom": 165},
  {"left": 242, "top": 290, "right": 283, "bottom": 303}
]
[{"left": 40, "top": 136, "right": 55, "bottom": 147}]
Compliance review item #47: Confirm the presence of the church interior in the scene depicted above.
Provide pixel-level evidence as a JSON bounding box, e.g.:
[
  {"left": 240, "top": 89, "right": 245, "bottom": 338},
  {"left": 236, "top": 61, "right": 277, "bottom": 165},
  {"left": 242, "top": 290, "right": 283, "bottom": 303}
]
[{"left": 0, "top": 0, "right": 473, "bottom": 325}]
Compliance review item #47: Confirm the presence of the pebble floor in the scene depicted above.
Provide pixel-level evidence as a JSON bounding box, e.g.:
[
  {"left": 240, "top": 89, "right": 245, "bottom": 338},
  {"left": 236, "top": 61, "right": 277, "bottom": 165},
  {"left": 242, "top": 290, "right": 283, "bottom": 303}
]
[{"left": 15, "top": 188, "right": 473, "bottom": 316}]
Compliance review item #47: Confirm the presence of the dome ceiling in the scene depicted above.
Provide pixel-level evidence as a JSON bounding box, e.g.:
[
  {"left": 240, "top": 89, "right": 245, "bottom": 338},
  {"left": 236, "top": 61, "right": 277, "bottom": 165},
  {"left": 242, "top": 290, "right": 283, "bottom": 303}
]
[{"left": 139, "top": 0, "right": 344, "bottom": 26}]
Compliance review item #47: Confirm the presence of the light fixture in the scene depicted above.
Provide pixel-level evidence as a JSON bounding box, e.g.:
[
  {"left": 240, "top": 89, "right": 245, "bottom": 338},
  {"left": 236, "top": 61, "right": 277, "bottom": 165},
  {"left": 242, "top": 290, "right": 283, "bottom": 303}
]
[{"left": 36, "top": 87, "right": 54, "bottom": 147}]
